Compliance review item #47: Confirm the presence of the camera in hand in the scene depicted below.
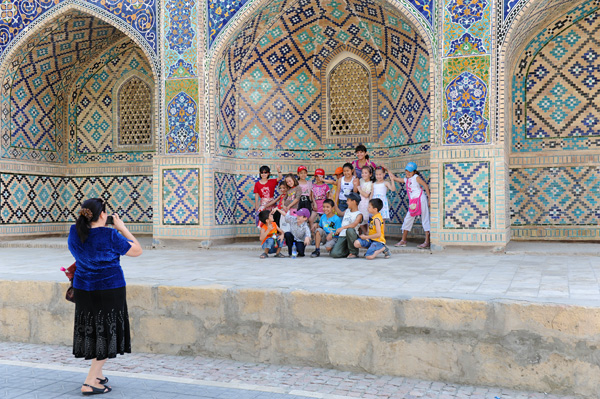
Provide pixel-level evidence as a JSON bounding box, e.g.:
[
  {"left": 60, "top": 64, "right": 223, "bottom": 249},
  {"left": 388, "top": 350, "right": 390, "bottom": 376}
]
[{"left": 106, "top": 216, "right": 114, "bottom": 225}]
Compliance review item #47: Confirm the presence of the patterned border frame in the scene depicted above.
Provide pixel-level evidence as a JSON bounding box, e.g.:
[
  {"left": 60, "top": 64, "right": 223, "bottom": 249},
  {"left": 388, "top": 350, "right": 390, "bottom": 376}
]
[
  {"left": 0, "top": 0, "right": 164, "bottom": 160},
  {"left": 203, "top": 0, "right": 438, "bottom": 157}
]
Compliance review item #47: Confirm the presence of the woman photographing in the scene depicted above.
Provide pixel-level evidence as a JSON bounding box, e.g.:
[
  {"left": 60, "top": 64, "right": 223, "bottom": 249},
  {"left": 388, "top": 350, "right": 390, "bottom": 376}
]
[{"left": 68, "top": 198, "right": 142, "bottom": 395}]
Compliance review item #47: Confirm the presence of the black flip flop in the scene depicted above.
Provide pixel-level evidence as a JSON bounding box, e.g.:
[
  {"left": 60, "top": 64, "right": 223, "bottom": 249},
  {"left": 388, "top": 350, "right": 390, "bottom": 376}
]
[
  {"left": 97, "top": 377, "right": 109, "bottom": 385},
  {"left": 82, "top": 384, "right": 112, "bottom": 395}
]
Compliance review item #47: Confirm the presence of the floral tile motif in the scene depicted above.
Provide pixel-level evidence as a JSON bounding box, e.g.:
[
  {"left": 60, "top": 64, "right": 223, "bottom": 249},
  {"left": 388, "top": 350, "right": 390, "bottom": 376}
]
[
  {"left": 510, "top": 167, "right": 600, "bottom": 226},
  {"left": 165, "top": 79, "right": 199, "bottom": 154},
  {"left": 164, "top": 0, "right": 197, "bottom": 77},
  {"left": 444, "top": 0, "right": 490, "bottom": 56},
  {"left": 444, "top": 72, "right": 488, "bottom": 144},
  {"left": 443, "top": 56, "right": 490, "bottom": 144},
  {"left": 162, "top": 169, "right": 199, "bottom": 225},
  {"left": 0, "top": 0, "right": 157, "bottom": 56},
  {"left": 444, "top": 162, "right": 490, "bottom": 229}
]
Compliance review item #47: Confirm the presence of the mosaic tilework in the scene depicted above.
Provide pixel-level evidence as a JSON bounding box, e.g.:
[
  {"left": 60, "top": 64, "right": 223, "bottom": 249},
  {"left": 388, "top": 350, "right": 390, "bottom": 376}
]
[
  {"left": 0, "top": 173, "right": 152, "bottom": 224},
  {"left": 1, "top": 14, "right": 125, "bottom": 163},
  {"left": 216, "top": 0, "right": 431, "bottom": 160},
  {"left": 208, "top": 0, "right": 249, "bottom": 48},
  {"left": 214, "top": 172, "right": 262, "bottom": 225},
  {"left": 511, "top": 7, "right": 600, "bottom": 154},
  {"left": 444, "top": 162, "right": 490, "bottom": 229},
  {"left": 66, "top": 43, "right": 155, "bottom": 163},
  {"left": 74, "top": 47, "right": 154, "bottom": 154},
  {"left": 164, "top": 0, "right": 197, "bottom": 77},
  {"left": 162, "top": 169, "right": 199, "bottom": 225},
  {"left": 165, "top": 79, "right": 199, "bottom": 153},
  {"left": 444, "top": 0, "right": 490, "bottom": 56},
  {"left": 207, "top": 0, "right": 434, "bottom": 51},
  {"left": 510, "top": 166, "right": 600, "bottom": 226},
  {"left": 0, "top": 0, "right": 158, "bottom": 55},
  {"left": 443, "top": 56, "right": 490, "bottom": 144}
]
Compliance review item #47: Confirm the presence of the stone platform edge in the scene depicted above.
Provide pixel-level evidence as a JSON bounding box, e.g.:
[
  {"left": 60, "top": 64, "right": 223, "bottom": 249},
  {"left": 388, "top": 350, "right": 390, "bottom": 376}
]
[{"left": 0, "top": 280, "right": 598, "bottom": 397}]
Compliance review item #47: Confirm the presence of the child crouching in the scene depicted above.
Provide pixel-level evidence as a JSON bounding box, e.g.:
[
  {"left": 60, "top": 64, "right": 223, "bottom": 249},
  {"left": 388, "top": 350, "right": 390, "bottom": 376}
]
[
  {"left": 274, "top": 207, "right": 311, "bottom": 257},
  {"left": 354, "top": 198, "right": 390, "bottom": 260},
  {"left": 258, "top": 210, "right": 285, "bottom": 259}
]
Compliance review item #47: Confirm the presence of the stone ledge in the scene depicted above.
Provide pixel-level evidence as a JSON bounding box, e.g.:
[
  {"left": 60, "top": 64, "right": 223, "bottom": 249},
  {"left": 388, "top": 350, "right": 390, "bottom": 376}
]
[{"left": 0, "top": 280, "right": 598, "bottom": 397}]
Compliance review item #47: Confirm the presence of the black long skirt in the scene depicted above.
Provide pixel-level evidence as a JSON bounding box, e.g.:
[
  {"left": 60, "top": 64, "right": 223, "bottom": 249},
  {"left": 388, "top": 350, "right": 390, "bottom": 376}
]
[{"left": 73, "top": 286, "right": 131, "bottom": 360}]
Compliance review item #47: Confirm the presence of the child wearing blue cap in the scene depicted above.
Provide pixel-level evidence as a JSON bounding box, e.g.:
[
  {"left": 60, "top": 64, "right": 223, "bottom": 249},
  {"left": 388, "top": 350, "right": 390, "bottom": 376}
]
[{"left": 389, "top": 162, "right": 430, "bottom": 249}]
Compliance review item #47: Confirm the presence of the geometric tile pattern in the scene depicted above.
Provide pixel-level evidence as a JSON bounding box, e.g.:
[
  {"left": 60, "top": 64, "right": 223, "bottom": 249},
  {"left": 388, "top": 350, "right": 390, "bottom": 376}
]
[
  {"left": 165, "top": 79, "right": 199, "bottom": 154},
  {"left": 0, "top": 0, "right": 158, "bottom": 55},
  {"left": 207, "top": 0, "right": 435, "bottom": 50},
  {"left": 0, "top": 173, "right": 152, "bottom": 224},
  {"left": 164, "top": 0, "right": 197, "bottom": 77},
  {"left": 512, "top": 5, "right": 600, "bottom": 153},
  {"left": 525, "top": 11, "right": 600, "bottom": 139},
  {"left": 510, "top": 166, "right": 600, "bottom": 226},
  {"left": 217, "top": 0, "right": 430, "bottom": 160},
  {"left": 2, "top": 14, "right": 125, "bottom": 163},
  {"left": 68, "top": 44, "right": 154, "bottom": 163},
  {"left": 444, "top": 162, "right": 490, "bottom": 229},
  {"left": 162, "top": 169, "right": 199, "bottom": 225},
  {"left": 444, "top": 0, "right": 490, "bottom": 56},
  {"left": 214, "top": 172, "right": 260, "bottom": 225},
  {"left": 443, "top": 56, "right": 490, "bottom": 144}
]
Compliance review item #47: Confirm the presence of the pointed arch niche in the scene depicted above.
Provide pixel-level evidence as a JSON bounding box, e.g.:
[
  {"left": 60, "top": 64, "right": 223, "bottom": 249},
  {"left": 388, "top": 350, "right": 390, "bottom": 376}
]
[{"left": 322, "top": 47, "right": 376, "bottom": 144}]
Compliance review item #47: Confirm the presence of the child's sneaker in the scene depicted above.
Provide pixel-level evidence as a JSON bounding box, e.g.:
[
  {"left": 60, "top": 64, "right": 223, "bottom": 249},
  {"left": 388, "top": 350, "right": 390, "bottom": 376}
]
[
  {"left": 383, "top": 247, "right": 391, "bottom": 259},
  {"left": 310, "top": 249, "right": 320, "bottom": 258}
]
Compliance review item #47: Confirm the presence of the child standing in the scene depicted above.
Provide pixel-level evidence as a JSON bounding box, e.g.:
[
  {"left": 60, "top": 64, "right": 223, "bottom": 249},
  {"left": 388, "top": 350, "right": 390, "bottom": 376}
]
[
  {"left": 336, "top": 163, "right": 357, "bottom": 212},
  {"left": 331, "top": 192, "right": 363, "bottom": 258},
  {"left": 282, "top": 174, "right": 301, "bottom": 211},
  {"left": 310, "top": 168, "right": 330, "bottom": 230},
  {"left": 357, "top": 165, "right": 374, "bottom": 234},
  {"left": 311, "top": 199, "right": 341, "bottom": 257},
  {"left": 389, "top": 161, "right": 430, "bottom": 249},
  {"left": 352, "top": 144, "right": 377, "bottom": 180},
  {"left": 324, "top": 166, "right": 343, "bottom": 200},
  {"left": 296, "top": 166, "right": 313, "bottom": 211},
  {"left": 354, "top": 199, "right": 391, "bottom": 260},
  {"left": 372, "top": 166, "right": 395, "bottom": 221},
  {"left": 275, "top": 208, "right": 311, "bottom": 257},
  {"left": 253, "top": 165, "right": 282, "bottom": 226},
  {"left": 258, "top": 210, "right": 285, "bottom": 259}
]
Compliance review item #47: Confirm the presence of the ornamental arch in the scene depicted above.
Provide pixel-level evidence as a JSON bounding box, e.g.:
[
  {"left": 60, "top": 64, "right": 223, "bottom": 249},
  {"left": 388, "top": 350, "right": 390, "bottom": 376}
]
[
  {"left": 503, "top": 0, "right": 600, "bottom": 240},
  {"left": 0, "top": 3, "right": 158, "bottom": 235},
  {"left": 207, "top": 0, "right": 434, "bottom": 228}
]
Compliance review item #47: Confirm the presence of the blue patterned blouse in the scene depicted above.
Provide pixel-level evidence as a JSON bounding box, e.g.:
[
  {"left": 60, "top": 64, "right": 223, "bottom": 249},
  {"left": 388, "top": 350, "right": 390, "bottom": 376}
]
[{"left": 68, "top": 225, "right": 132, "bottom": 291}]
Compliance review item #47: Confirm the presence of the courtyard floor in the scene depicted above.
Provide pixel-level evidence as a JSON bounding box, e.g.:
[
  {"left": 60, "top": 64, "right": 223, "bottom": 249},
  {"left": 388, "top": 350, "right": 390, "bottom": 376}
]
[{"left": 0, "top": 239, "right": 596, "bottom": 398}]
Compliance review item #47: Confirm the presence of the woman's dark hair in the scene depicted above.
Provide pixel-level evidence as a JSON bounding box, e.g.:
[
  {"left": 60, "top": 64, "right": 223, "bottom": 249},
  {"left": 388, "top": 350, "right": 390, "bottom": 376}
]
[
  {"left": 342, "top": 162, "right": 354, "bottom": 171},
  {"left": 259, "top": 165, "right": 271, "bottom": 175},
  {"left": 355, "top": 144, "right": 369, "bottom": 160},
  {"left": 76, "top": 198, "right": 105, "bottom": 243}
]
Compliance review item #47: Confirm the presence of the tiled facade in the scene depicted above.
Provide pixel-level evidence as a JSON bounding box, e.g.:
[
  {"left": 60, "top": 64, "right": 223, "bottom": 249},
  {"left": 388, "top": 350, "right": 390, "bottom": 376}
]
[{"left": 0, "top": 0, "right": 599, "bottom": 245}]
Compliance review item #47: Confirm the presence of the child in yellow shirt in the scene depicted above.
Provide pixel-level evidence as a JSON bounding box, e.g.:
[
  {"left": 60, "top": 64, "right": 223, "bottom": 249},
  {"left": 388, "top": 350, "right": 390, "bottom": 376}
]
[{"left": 353, "top": 198, "right": 390, "bottom": 260}]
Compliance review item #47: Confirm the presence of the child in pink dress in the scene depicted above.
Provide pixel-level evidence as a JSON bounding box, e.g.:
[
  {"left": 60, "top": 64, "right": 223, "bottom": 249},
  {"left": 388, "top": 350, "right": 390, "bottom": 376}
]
[{"left": 310, "top": 168, "right": 330, "bottom": 232}]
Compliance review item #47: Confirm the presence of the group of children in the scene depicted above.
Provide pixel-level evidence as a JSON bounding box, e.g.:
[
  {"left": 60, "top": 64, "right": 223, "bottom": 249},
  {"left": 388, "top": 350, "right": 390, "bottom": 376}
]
[{"left": 255, "top": 145, "right": 431, "bottom": 260}]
